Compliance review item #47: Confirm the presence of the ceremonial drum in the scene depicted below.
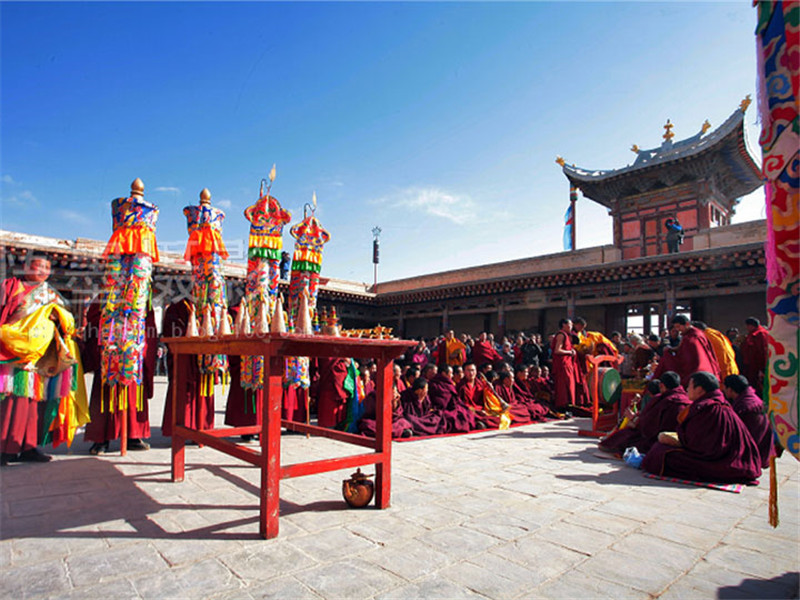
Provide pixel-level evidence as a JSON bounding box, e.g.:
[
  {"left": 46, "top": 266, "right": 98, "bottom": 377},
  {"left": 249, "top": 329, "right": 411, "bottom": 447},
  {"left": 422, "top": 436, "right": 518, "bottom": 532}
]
[{"left": 591, "top": 367, "right": 622, "bottom": 405}]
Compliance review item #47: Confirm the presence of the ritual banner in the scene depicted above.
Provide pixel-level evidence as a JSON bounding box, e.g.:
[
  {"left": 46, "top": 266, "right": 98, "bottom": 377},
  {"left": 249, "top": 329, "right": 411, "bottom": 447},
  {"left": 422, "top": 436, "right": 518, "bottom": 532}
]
[{"left": 755, "top": 0, "right": 799, "bottom": 525}]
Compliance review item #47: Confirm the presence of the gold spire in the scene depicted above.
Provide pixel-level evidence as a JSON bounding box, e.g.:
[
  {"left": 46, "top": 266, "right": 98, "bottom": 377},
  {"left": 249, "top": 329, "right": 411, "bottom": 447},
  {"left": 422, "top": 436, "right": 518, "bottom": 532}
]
[
  {"left": 199, "top": 188, "right": 211, "bottom": 205},
  {"left": 130, "top": 178, "right": 144, "bottom": 197},
  {"left": 555, "top": 156, "right": 566, "bottom": 167},
  {"left": 740, "top": 94, "right": 752, "bottom": 112},
  {"left": 701, "top": 119, "right": 711, "bottom": 134},
  {"left": 662, "top": 119, "right": 675, "bottom": 142},
  {"left": 631, "top": 144, "right": 640, "bottom": 154}
]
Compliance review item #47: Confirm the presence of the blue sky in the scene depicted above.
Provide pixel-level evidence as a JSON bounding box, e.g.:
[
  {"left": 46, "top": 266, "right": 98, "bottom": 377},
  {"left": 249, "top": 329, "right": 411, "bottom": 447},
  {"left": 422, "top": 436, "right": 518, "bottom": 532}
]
[{"left": 1, "top": 2, "right": 764, "bottom": 284}]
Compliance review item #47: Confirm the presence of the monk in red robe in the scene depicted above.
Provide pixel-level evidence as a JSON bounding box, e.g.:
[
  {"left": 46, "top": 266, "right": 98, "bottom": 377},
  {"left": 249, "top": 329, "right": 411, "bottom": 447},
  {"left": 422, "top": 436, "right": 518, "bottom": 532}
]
[
  {"left": 161, "top": 300, "right": 210, "bottom": 436},
  {"left": 599, "top": 371, "right": 691, "bottom": 455},
  {"left": 434, "top": 330, "right": 467, "bottom": 369},
  {"left": 722, "top": 374, "right": 774, "bottom": 469},
  {"left": 494, "top": 372, "right": 533, "bottom": 425},
  {"left": 83, "top": 301, "right": 157, "bottom": 454},
  {"left": 427, "top": 365, "right": 478, "bottom": 432},
  {"left": 512, "top": 365, "right": 548, "bottom": 421},
  {"left": 471, "top": 332, "right": 503, "bottom": 369},
  {"left": 740, "top": 317, "right": 769, "bottom": 397},
  {"left": 399, "top": 377, "right": 444, "bottom": 436},
  {"left": 456, "top": 363, "right": 489, "bottom": 429},
  {"left": 315, "top": 357, "right": 350, "bottom": 428},
  {"left": 358, "top": 382, "right": 413, "bottom": 439},
  {"left": 550, "top": 318, "right": 578, "bottom": 410},
  {"left": 655, "top": 315, "right": 720, "bottom": 388},
  {"left": 1, "top": 257, "right": 63, "bottom": 464},
  {"left": 642, "top": 371, "right": 762, "bottom": 484}
]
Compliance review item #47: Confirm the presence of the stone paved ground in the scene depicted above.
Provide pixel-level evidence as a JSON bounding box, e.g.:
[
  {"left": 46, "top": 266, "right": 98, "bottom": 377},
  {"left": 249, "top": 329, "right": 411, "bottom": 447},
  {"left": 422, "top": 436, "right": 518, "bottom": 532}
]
[{"left": 1, "top": 377, "right": 799, "bottom": 599}]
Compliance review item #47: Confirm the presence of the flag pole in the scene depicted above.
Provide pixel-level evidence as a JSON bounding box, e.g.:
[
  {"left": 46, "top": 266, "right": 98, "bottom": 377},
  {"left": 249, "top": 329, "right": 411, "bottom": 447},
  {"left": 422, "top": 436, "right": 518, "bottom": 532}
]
[{"left": 569, "top": 185, "right": 577, "bottom": 252}]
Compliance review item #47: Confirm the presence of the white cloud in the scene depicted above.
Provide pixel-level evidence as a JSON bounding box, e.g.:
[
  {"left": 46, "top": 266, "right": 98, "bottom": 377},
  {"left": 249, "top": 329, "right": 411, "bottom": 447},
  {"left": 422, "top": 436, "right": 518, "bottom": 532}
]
[
  {"left": 216, "top": 199, "right": 233, "bottom": 209},
  {"left": 377, "top": 186, "right": 476, "bottom": 225},
  {"left": 4, "top": 189, "right": 39, "bottom": 206},
  {"left": 2, "top": 174, "right": 16, "bottom": 184},
  {"left": 57, "top": 209, "right": 91, "bottom": 225},
  {"left": 153, "top": 186, "right": 181, "bottom": 194}
]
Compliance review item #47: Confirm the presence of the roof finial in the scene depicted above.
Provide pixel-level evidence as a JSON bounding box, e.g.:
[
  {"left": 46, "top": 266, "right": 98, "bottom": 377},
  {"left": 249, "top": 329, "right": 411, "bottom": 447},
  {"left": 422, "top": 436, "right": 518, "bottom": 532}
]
[
  {"left": 701, "top": 119, "right": 711, "bottom": 134},
  {"left": 662, "top": 119, "right": 674, "bottom": 142},
  {"left": 199, "top": 188, "right": 211, "bottom": 205},
  {"left": 631, "top": 144, "right": 640, "bottom": 154},
  {"left": 130, "top": 178, "right": 144, "bottom": 197},
  {"left": 740, "top": 94, "right": 752, "bottom": 112},
  {"left": 555, "top": 156, "right": 566, "bottom": 167}
]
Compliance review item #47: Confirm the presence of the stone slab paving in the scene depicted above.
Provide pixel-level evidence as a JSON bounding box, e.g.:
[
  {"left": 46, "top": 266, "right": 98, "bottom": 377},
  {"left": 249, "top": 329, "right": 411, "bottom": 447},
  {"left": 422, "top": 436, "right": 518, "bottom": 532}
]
[{"left": 0, "top": 377, "right": 798, "bottom": 599}]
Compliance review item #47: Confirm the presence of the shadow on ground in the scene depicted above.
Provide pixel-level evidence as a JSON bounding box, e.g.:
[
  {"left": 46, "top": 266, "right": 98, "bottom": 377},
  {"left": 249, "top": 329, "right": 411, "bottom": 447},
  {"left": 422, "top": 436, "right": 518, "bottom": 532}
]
[
  {"left": 0, "top": 456, "right": 350, "bottom": 542},
  {"left": 717, "top": 571, "right": 800, "bottom": 599}
]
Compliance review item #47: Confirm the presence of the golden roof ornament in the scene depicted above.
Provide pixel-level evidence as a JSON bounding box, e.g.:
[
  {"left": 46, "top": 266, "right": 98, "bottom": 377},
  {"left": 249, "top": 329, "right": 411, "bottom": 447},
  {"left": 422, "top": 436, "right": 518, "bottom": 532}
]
[
  {"left": 740, "top": 94, "right": 752, "bottom": 112},
  {"left": 662, "top": 119, "right": 675, "bottom": 142},
  {"left": 701, "top": 120, "right": 711, "bottom": 134},
  {"left": 131, "top": 178, "right": 145, "bottom": 197},
  {"left": 631, "top": 144, "right": 640, "bottom": 154},
  {"left": 199, "top": 188, "right": 212, "bottom": 205},
  {"left": 555, "top": 156, "right": 566, "bottom": 167}
]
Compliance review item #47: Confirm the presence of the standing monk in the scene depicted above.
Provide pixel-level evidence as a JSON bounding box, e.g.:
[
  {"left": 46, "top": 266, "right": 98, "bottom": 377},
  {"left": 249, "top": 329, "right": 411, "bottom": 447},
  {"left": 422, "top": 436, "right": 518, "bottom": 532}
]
[
  {"left": 655, "top": 315, "right": 720, "bottom": 387},
  {"left": 693, "top": 321, "right": 739, "bottom": 380},
  {"left": 740, "top": 317, "right": 769, "bottom": 398},
  {"left": 435, "top": 330, "right": 467, "bottom": 369},
  {"left": 1, "top": 257, "right": 89, "bottom": 465},
  {"left": 550, "top": 318, "right": 578, "bottom": 410}
]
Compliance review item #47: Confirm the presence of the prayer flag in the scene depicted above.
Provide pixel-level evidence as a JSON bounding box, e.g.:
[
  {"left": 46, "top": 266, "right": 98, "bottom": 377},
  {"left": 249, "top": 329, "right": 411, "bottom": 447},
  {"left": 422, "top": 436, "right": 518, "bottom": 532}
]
[{"left": 563, "top": 204, "right": 574, "bottom": 251}]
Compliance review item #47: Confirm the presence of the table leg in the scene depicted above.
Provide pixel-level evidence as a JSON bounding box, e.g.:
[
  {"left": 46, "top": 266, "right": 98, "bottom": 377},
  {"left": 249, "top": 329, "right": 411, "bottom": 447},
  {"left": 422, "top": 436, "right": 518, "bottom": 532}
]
[
  {"left": 260, "top": 356, "right": 283, "bottom": 539},
  {"left": 171, "top": 354, "right": 187, "bottom": 483},
  {"left": 374, "top": 352, "right": 392, "bottom": 508}
]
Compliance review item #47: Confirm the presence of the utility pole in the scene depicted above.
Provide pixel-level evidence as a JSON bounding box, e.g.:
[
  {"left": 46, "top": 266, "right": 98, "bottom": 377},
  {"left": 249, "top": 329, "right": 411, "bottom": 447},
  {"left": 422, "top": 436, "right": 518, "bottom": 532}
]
[{"left": 372, "top": 226, "right": 381, "bottom": 289}]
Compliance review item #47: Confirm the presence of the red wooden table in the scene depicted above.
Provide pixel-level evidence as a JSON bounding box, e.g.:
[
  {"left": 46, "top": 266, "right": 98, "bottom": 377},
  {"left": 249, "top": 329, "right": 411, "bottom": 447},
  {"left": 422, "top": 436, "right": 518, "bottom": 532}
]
[{"left": 162, "top": 332, "right": 412, "bottom": 539}]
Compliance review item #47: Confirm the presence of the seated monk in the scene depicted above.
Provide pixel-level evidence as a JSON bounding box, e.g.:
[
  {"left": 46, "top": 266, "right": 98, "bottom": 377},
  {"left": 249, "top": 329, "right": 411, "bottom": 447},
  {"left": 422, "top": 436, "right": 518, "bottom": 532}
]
[
  {"left": 722, "top": 374, "right": 774, "bottom": 469},
  {"left": 427, "top": 365, "right": 479, "bottom": 433},
  {"left": 599, "top": 372, "right": 691, "bottom": 455},
  {"left": 642, "top": 371, "right": 762, "bottom": 484},
  {"left": 512, "top": 365, "right": 548, "bottom": 421},
  {"left": 494, "top": 372, "right": 533, "bottom": 425},
  {"left": 456, "top": 363, "right": 489, "bottom": 429},
  {"left": 399, "top": 377, "right": 445, "bottom": 436},
  {"left": 358, "top": 384, "right": 413, "bottom": 439}
]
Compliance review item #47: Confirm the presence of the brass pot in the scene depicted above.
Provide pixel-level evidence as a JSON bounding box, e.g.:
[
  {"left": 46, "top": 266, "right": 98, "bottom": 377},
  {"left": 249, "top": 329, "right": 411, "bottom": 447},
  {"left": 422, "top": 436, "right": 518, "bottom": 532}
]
[{"left": 342, "top": 468, "right": 374, "bottom": 508}]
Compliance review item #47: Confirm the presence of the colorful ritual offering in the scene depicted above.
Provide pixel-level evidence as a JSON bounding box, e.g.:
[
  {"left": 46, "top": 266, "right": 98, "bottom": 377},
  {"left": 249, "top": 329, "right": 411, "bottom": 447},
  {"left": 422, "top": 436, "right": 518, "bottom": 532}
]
[
  {"left": 240, "top": 166, "right": 291, "bottom": 393},
  {"left": 99, "top": 178, "right": 159, "bottom": 412},
  {"left": 183, "top": 188, "right": 230, "bottom": 397}
]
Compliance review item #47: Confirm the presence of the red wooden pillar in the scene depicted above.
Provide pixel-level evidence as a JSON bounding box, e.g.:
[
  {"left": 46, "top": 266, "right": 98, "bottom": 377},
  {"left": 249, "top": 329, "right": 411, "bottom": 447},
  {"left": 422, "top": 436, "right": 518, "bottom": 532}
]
[
  {"left": 374, "top": 350, "right": 392, "bottom": 509},
  {"left": 171, "top": 354, "right": 188, "bottom": 482},
  {"left": 260, "top": 353, "right": 283, "bottom": 539}
]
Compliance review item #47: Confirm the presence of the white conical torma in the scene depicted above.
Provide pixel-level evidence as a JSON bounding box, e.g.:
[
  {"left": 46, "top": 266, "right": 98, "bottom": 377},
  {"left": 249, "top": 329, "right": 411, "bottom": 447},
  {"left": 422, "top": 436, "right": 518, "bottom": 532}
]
[
  {"left": 185, "top": 305, "right": 199, "bottom": 337},
  {"left": 271, "top": 295, "right": 287, "bottom": 333},
  {"left": 237, "top": 301, "right": 252, "bottom": 336},
  {"left": 296, "top": 289, "right": 313, "bottom": 335},
  {"left": 202, "top": 305, "right": 215, "bottom": 337},
  {"left": 255, "top": 295, "right": 270, "bottom": 334},
  {"left": 218, "top": 307, "right": 232, "bottom": 336}
]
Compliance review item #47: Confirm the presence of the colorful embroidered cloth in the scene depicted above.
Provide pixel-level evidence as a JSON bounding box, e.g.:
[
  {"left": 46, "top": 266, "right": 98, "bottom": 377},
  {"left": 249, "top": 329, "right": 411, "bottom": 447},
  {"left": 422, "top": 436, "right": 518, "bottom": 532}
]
[{"left": 756, "top": 1, "right": 799, "bottom": 461}]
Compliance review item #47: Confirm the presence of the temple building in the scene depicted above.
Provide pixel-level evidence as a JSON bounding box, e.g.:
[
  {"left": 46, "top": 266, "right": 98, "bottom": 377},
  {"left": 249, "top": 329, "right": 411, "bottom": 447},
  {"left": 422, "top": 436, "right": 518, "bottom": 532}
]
[
  {"left": 0, "top": 100, "right": 766, "bottom": 340},
  {"left": 559, "top": 97, "right": 762, "bottom": 259}
]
